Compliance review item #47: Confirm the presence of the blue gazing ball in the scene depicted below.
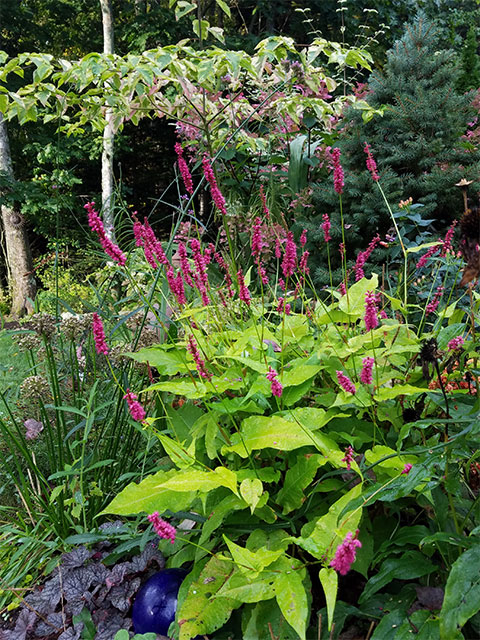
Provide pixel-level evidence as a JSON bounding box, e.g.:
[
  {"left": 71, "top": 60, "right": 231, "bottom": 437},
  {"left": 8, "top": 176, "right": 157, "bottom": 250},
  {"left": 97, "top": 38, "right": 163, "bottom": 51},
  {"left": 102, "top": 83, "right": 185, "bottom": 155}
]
[{"left": 132, "top": 568, "right": 187, "bottom": 635}]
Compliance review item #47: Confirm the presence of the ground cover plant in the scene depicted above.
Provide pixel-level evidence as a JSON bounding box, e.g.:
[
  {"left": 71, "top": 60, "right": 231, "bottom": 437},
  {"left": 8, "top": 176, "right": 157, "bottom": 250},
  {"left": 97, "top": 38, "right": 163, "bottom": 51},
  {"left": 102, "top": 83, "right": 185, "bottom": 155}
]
[{"left": 2, "top": 11, "right": 480, "bottom": 640}]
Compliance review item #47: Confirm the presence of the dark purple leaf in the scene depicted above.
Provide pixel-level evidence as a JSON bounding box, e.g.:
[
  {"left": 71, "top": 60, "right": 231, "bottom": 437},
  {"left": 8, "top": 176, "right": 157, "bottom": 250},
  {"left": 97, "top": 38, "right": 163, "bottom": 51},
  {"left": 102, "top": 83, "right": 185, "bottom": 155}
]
[
  {"left": 0, "top": 610, "right": 36, "bottom": 640},
  {"left": 109, "top": 577, "right": 141, "bottom": 612},
  {"left": 93, "top": 611, "right": 130, "bottom": 640},
  {"left": 105, "top": 562, "right": 130, "bottom": 588},
  {"left": 128, "top": 543, "right": 164, "bottom": 573},
  {"left": 25, "top": 576, "right": 61, "bottom": 614},
  {"left": 99, "top": 520, "right": 125, "bottom": 533},
  {"left": 34, "top": 612, "right": 66, "bottom": 637},
  {"left": 60, "top": 547, "right": 92, "bottom": 569},
  {"left": 58, "top": 625, "right": 83, "bottom": 640}
]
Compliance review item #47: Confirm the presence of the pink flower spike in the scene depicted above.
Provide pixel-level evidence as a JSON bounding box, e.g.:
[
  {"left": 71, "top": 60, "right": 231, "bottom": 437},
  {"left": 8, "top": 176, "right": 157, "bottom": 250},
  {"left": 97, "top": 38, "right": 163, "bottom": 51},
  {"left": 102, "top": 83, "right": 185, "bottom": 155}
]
[
  {"left": 426, "top": 285, "right": 444, "bottom": 314},
  {"left": 447, "top": 336, "right": 464, "bottom": 351},
  {"left": 416, "top": 244, "right": 441, "bottom": 270},
  {"left": 330, "top": 531, "right": 362, "bottom": 575},
  {"left": 332, "top": 148, "right": 344, "bottom": 195},
  {"left": 363, "top": 142, "right": 379, "bottom": 181},
  {"left": 336, "top": 371, "right": 356, "bottom": 395},
  {"left": 321, "top": 214, "right": 331, "bottom": 243},
  {"left": 364, "top": 290, "right": 379, "bottom": 332},
  {"left": 123, "top": 389, "right": 146, "bottom": 422},
  {"left": 92, "top": 313, "right": 109, "bottom": 355},
  {"left": 202, "top": 155, "right": 228, "bottom": 216},
  {"left": 300, "top": 229, "right": 307, "bottom": 247},
  {"left": 342, "top": 446, "right": 354, "bottom": 471},
  {"left": 175, "top": 142, "right": 194, "bottom": 195},
  {"left": 266, "top": 366, "right": 283, "bottom": 397},
  {"left": 440, "top": 220, "right": 457, "bottom": 257},
  {"left": 187, "top": 334, "right": 212, "bottom": 380},
  {"left": 148, "top": 512, "right": 176, "bottom": 544},
  {"left": 401, "top": 463, "right": 413, "bottom": 475},
  {"left": 85, "top": 202, "right": 126, "bottom": 266},
  {"left": 360, "top": 357, "right": 374, "bottom": 384},
  {"left": 237, "top": 269, "right": 251, "bottom": 306},
  {"left": 251, "top": 217, "right": 264, "bottom": 258},
  {"left": 282, "top": 232, "right": 297, "bottom": 278}
]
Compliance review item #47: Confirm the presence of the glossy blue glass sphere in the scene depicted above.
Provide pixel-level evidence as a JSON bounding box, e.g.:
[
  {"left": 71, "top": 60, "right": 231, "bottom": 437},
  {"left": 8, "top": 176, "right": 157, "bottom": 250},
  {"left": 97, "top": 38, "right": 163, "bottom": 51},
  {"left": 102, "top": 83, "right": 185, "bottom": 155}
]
[{"left": 132, "top": 568, "right": 187, "bottom": 635}]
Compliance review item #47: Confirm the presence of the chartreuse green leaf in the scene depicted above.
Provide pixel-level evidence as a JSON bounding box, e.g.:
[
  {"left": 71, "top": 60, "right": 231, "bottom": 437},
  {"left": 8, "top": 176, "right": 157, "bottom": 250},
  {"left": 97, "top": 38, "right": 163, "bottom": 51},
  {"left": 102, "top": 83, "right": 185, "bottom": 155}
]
[
  {"left": 214, "top": 570, "right": 276, "bottom": 603},
  {"left": 319, "top": 568, "right": 338, "bottom": 631},
  {"left": 338, "top": 274, "right": 378, "bottom": 316},
  {"left": 295, "top": 484, "right": 363, "bottom": 560},
  {"left": 160, "top": 467, "right": 239, "bottom": 496},
  {"left": 281, "top": 361, "right": 322, "bottom": 387},
  {"left": 222, "top": 536, "right": 283, "bottom": 578},
  {"left": 439, "top": 543, "right": 480, "bottom": 639},
  {"left": 240, "top": 478, "right": 263, "bottom": 514},
  {"left": 124, "top": 346, "right": 189, "bottom": 375},
  {"left": 100, "top": 469, "right": 196, "bottom": 516},
  {"left": 177, "top": 556, "right": 240, "bottom": 640},
  {"left": 157, "top": 434, "right": 196, "bottom": 468},
  {"left": 222, "top": 413, "right": 343, "bottom": 459},
  {"left": 274, "top": 570, "right": 308, "bottom": 640},
  {"left": 143, "top": 378, "right": 207, "bottom": 399}
]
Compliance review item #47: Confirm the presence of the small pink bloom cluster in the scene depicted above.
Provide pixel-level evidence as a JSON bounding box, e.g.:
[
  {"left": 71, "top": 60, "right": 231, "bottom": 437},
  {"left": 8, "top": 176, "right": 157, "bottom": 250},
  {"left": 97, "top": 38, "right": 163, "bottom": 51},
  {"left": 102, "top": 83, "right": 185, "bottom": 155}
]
[
  {"left": 187, "top": 334, "right": 212, "bottom": 381},
  {"left": 92, "top": 313, "right": 109, "bottom": 355},
  {"left": 133, "top": 215, "right": 169, "bottom": 269},
  {"left": 123, "top": 389, "right": 146, "bottom": 422},
  {"left": 401, "top": 463, "right": 413, "bottom": 475},
  {"left": 190, "top": 238, "right": 210, "bottom": 306},
  {"left": 202, "top": 155, "right": 228, "bottom": 217},
  {"left": 148, "top": 512, "right": 176, "bottom": 544},
  {"left": 341, "top": 445, "right": 355, "bottom": 471},
  {"left": 237, "top": 269, "right": 251, "bottom": 305},
  {"left": 364, "top": 290, "right": 379, "bottom": 332},
  {"left": 440, "top": 220, "right": 457, "bottom": 257},
  {"left": 336, "top": 370, "right": 356, "bottom": 394},
  {"left": 330, "top": 531, "right": 362, "bottom": 575},
  {"left": 426, "top": 285, "right": 444, "bottom": 314},
  {"left": 339, "top": 281, "right": 347, "bottom": 296},
  {"left": 322, "top": 214, "right": 331, "bottom": 243},
  {"left": 416, "top": 244, "right": 441, "bottom": 270},
  {"left": 166, "top": 266, "right": 186, "bottom": 306},
  {"left": 178, "top": 242, "right": 194, "bottom": 286},
  {"left": 360, "top": 357, "right": 374, "bottom": 384},
  {"left": 355, "top": 235, "right": 380, "bottom": 281},
  {"left": 363, "top": 142, "right": 379, "bottom": 181},
  {"left": 175, "top": 142, "right": 194, "bottom": 195},
  {"left": 85, "top": 202, "right": 126, "bottom": 266},
  {"left": 447, "top": 336, "right": 464, "bottom": 351},
  {"left": 299, "top": 251, "right": 310, "bottom": 275},
  {"left": 300, "top": 229, "right": 307, "bottom": 247},
  {"left": 251, "top": 217, "right": 265, "bottom": 258},
  {"left": 277, "top": 297, "right": 291, "bottom": 315},
  {"left": 332, "top": 148, "right": 344, "bottom": 195},
  {"left": 282, "top": 232, "right": 297, "bottom": 278},
  {"left": 266, "top": 366, "right": 283, "bottom": 397}
]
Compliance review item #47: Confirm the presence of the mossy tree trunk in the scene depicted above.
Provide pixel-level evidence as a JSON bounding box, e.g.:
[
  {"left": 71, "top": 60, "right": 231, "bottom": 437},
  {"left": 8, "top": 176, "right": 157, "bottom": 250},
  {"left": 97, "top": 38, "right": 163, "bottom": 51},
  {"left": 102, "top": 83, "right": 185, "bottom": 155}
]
[{"left": 0, "top": 114, "right": 35, "bottom": 317}]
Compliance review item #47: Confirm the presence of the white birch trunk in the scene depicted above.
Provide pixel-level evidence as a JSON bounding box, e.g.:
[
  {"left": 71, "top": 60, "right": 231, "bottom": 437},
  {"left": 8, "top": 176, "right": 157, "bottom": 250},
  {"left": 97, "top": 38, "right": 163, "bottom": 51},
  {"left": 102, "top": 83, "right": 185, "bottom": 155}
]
[
  {"left": 0, "top": 114, "right": 35, "bottom": 316},
  {"left": 100, "top": 0, "right": 115, "bottom": 240}
]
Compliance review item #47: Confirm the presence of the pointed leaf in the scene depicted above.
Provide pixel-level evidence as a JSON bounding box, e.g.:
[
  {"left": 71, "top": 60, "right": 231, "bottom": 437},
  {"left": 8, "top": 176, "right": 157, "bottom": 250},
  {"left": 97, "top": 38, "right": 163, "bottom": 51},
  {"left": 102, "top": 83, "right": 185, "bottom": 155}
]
[
  {"left": 319, "top": 568, "right": 338, "bottom": 631},
  {"left": 274, "top": 571, "right": 308, "bottom": 640}
]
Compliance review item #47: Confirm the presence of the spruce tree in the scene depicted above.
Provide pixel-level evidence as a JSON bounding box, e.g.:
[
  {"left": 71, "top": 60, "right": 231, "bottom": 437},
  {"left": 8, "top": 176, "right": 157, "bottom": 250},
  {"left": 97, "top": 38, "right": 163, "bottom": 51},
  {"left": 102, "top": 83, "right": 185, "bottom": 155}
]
[
  {"left": 458, "top": 25, "right": 480, "bottom": 92},
  {"left": 304, "top": 18, "right": 480, "bottom": 289}
]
